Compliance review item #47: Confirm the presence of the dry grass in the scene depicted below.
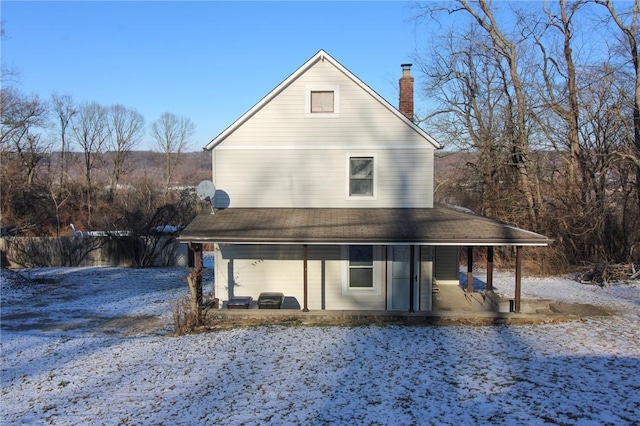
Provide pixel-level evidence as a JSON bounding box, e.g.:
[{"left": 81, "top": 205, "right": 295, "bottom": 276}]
[{"left": 171, "top": 295, "right": 205, "bottom": 335}]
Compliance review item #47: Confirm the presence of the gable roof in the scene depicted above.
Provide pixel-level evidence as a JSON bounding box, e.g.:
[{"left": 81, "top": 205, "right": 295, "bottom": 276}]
[
  {"left": 204, "top": 50, "right": 442, "bottom": 151},
  {"left": 178, "top": 205, "right": 553, "bottom": 246}
]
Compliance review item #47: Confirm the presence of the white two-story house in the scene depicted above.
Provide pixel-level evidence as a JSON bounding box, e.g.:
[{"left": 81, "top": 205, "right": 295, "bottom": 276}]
[{"left": 178, "top": 50, "right": 551, "bottom": 313}]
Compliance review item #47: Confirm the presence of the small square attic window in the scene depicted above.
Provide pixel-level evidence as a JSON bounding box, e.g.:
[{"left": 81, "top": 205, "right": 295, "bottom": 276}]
[
  {"left": 310, "top": 91, "right": 334, "bottom": 113},
  {"left": 305, "top": 85, "right": 340, "bottom": 117}
]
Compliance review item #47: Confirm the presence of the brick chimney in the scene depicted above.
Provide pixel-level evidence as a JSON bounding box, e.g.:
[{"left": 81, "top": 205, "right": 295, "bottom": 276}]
[{"left": 399, "top": 63, "right": 414, "bottom": 122}]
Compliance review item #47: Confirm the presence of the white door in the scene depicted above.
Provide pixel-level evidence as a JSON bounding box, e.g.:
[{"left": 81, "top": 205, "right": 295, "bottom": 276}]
[{"left": 387, "top": 246, "right": 419, "bottom": 311}]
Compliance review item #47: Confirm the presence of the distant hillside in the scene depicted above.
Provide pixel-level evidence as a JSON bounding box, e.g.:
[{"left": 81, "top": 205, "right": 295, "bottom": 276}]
[
  {"left": 128, "top": 150, "right": 460, "bottom": 189},
  {"left": 50, "top": 150, "right": 212, "bottom": 188},
  {"left": 50, "top": 149, "right": 463, "bottom": 190},
  {"left": 127, "top": 151, "right": 212, "bottom": 186}
]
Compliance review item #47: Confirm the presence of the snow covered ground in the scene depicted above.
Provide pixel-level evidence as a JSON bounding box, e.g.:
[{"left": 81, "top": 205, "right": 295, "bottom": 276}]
[{"left": 1, "top": 266, "right": 639, "bottom": 425}]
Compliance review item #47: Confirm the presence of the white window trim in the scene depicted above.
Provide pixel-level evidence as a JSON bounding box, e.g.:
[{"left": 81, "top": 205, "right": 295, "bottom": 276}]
[
  {"left": 346, "top": 153, "right": 378, "bottom": 200},
  {"left": 341, "top": 246, "right": 382, "bottom": 295},
  {"left": 305, "top": 85, "right": 340, "bottom": 118}
]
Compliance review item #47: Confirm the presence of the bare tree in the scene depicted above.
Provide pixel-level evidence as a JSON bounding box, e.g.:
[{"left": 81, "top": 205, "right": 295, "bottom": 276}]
[
  {"left": 594, "top": 0, "right": 640, "bottom": 211},
  {"left": 413, "top": 0, "right": 639, "bottom": 264},
  {"left": 49, "top": 185, "right": 71, "bottom": 237},
  {"left": 462, "top": 0, "right": 541, "bottom": 225},
  {"left": 415, "top": 25, "right": 516, "bottom": 220},
  {"left": 0, "top": 87, "right": 50, "bottom": 186},
  {"left": 532, "top": 0, "right": 585, "bottom": 195},
  {"left": 51, "top": 93, "right": 76, "bottom": 189},
  {"left": 578, "top": 62, "right": 637, "bottom": 260},
  {"left": 106, "top": 104, "right": 145, "bottom": 198},
  {"left": 519, "top": 0, "right": 594, "bottom": 254},
  {"left": 151, "top": 112, "right": 194, "bottom": 194},
  {"left": 71, "top": 102, "right": 110, "bottom": 226},
  {"left": 415, "top": 0, "right": 541, "bottom": 226},
  {"left": 1, "top": 22, "right": 18, "bottom": 84}
]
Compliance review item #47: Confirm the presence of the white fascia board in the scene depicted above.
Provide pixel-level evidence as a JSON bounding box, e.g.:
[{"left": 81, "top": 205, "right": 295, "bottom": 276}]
[
  {"left": 215, "top": 144, "right": 435, "bottom": 151},
  {"left": 204, "top": 50, "right": 330, "bottom": 151},
  {"left": 328, "top": 57, "right": 442, "bottom": 150}
]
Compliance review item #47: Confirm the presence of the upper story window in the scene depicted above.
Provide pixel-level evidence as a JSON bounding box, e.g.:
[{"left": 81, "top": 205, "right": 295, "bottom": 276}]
[
  {"left": 305, "top": 85, "right": 340, "bottom": 117},
  {"left": 310, "top": 91, "right": 334, "bottom": 113},
  {"left": 348, "top": 155, "right": 376, "bottom": 198}
]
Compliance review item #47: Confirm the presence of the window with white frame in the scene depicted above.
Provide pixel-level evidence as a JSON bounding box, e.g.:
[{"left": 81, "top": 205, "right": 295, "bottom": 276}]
[
  {"left": 310, "top": 91, "right": 334, "bottom": 113},
  {"left": 349, "top": 156, "right": 375, "bottom": 197},
  {"left": 342, "top": 245, "right": 381, "bottom": 295},
  {"left": 305, "top": 85, "right": 340, "bottom": 117},
  {"left": 348, "top": 245, "right": 374, "bottom": 288}
]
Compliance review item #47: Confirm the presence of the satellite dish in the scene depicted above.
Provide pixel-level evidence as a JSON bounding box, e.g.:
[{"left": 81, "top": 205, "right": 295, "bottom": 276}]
[{"left": 196, "top": 180, "right": 216, "bottom": 214}]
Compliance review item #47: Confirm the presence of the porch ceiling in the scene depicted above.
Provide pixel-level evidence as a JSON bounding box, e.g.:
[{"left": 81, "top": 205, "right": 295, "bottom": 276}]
[{"left": 178, "top": 205, "right": 553, "bottom": 246}]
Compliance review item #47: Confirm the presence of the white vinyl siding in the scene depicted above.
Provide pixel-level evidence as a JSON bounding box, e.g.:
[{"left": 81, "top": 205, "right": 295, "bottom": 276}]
[
  {"left": 215, "top": 148, "right": 432, "bottom": 208},
  {"left": 214, "top": 244, "right": 386, "bottom": 310},
  {"left": 215, "top": 245, "right": 306, "bottom": 307},
  {"left": 205, "top": 53, "right": 442, "bottom": 312},
  {"left": 212, "top": 59, "right": 434, "bottom": 208},
  {"left": 216, "top": 61, "right": 405, "bottom": 148},
  {"left": 213, "top": 62, "right": 433, "bottom": 146},
  {"left": 434, "top": 246, "right": 460, "bottom": 285}
]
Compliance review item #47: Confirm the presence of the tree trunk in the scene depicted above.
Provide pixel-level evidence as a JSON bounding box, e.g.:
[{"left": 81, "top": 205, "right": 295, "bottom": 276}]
[
  {"left": 596, "top": 0, "right": 640, "bottom": 213},
  {"left": 462, "top": 0, "right": 539, "bottom": 226},
  {"left": 187, "top": 269, "right": 203, "bottom": 318}
]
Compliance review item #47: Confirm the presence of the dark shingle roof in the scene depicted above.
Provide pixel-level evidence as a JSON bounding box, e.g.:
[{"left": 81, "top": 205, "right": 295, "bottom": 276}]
[{"left": 178, "top": 205, "right": 552, "bottom": 246}]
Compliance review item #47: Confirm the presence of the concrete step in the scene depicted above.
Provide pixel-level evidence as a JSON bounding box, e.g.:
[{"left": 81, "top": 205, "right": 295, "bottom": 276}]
[{"left": 433, "top": 285, "right": 472, "bottom": 311}]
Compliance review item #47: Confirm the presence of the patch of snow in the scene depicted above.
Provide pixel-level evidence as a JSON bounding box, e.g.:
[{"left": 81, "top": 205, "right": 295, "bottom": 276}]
[
  {"left": 446, "top": 204, "right": 476, "bottom": 214},
  {"left": 1, "top": 268, "right": 639, "bottom": 425}
]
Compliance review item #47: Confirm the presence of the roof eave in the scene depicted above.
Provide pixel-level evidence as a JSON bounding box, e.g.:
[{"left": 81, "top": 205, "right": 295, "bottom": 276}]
[
  {"left": 177, "top": 236, "right": 553, "bottom": 246},
  {"left": 204, "top": 50, "right": 330, "bottom": 151}
]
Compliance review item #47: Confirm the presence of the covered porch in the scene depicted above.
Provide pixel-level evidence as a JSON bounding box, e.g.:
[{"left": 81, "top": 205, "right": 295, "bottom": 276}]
[{"left": 178, "top": 205, "right": 553, "bottom": 314}]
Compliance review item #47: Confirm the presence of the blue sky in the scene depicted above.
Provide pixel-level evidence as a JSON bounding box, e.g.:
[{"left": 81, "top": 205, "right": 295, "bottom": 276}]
[{"left": 2, "top": 1, "right": 428, "bottom": 150}]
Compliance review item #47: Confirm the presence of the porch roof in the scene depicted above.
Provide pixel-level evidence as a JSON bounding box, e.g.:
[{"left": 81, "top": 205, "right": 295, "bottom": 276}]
[{"left": 178, "top": 205, "right": 553, "bottom": 246}]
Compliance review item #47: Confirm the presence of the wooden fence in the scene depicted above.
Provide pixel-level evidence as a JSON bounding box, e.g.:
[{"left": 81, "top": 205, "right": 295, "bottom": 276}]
[{"left": 0, "top": 236, "right": 190, "bottom": 269}]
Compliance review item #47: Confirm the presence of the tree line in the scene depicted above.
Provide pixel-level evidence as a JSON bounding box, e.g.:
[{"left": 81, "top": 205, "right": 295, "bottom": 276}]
[
  {"left": 1, "top": 74, "right": 200, "bottom": 238},
  {"left": 2, "top": 1, "right": 639, "bottom": 270},
  {"left": 414, "top": 0, "right": 639, "bottom": 267}
]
